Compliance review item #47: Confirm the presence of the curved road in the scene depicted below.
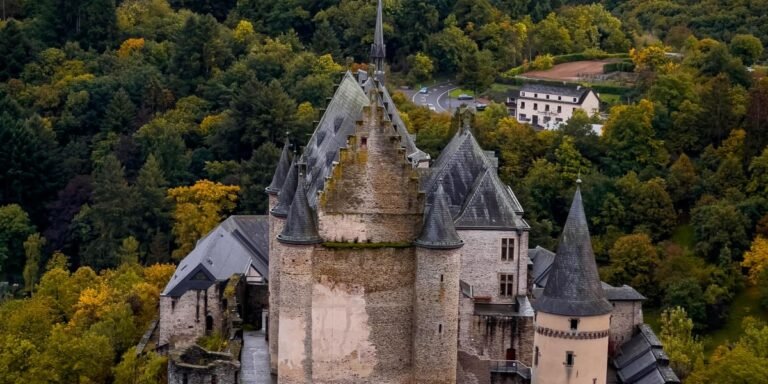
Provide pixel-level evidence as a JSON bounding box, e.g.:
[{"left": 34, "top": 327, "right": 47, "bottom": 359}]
[{"left": 410, "top": 82, "right": 463, "bottom": 113}]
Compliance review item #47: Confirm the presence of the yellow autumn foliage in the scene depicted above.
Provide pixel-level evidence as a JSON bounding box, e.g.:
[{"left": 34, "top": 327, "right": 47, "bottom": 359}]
[
  {"left": 168, "top": 180, "right": 240, "bottom": 260},
  {"left": 742, "top": 236, "right": 768, "bottom": 285},
  {"left": 118, "top": 38, "right": 145, "bottom": 58}
]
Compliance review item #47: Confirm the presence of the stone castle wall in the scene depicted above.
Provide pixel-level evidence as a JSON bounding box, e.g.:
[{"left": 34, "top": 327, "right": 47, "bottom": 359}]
[
  {"left": 318, "top": 105, "right": 423, "bottom": 244},
  {"left": 413, "top": 247, "right": 461, "bottom": 384},
  {"left": 457, "top": 230, "right": 528, "bottom": 302},
  {"left": 609, "top": 300, "right": 643, "bottom": 354},
  {"left": 159, "top": 284, "right": 224, "bottom": 350}
]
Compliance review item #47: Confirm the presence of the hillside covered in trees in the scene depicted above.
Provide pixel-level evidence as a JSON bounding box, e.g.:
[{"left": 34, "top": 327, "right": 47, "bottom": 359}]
[{"left": 2, "top": 0, "right": 768, "bottom": 382}]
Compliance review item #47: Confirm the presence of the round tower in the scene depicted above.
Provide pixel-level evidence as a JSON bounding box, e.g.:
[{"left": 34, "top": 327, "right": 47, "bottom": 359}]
[
  {"left": 276, "top": 162, "right": 322, "bottom": 383},
  {"left": 532, "top": 184, "right": 613, "bottom": 384},
  {"left": 266, "top": 152, "right": 297, "bottom": 374},
  {"left": 413, "top": 183, "right": 463, "bottom": 384}
]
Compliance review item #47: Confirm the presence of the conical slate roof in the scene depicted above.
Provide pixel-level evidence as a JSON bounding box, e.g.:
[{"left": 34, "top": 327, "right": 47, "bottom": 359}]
[
  {"left": 415, "top": 183, "right": 464, "bottom": 249},
  {"left": 277, "top": 164, "right": 322, "bottom": 245},
  {"left": 533, "top": 186, "right": 612, "bottom": 317},
  {"left": 270, "top": 158, "right": 298, "bottom": 218},
  {"left": 265, "top": 139, "right": 291, "bottom": 195}
]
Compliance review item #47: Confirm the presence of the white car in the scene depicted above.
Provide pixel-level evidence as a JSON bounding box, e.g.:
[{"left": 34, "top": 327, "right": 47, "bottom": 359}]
[{"left": 428, "top": 104, "right": 436, "bottom": 111}]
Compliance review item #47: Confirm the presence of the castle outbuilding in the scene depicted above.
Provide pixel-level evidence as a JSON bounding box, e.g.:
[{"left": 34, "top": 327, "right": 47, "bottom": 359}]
[{"left": 156, "top": 2, "right": 679, "bottom": 383}]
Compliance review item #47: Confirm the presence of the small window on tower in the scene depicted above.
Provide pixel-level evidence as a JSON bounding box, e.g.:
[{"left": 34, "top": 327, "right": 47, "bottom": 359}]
[
  {"left": 499, "top": 274, "right": 514, "bottom": 297},
  {"left": 361, "top": 137, "right": 368, "bottom": 149},
  {"left": 501, "top": 238, "right": 515, "bottom": 261},
  {"left": 535, "top": 346, "right": 539, "bottom": 366},
  {"left": 566, "top": 351, "right": 575, "bottom": 367},
  {"left": 570, "top": 318, "right": 579, "bottom": 331}
]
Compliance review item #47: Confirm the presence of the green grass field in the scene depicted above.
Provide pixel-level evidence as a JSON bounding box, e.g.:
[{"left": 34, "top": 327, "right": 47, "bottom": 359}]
[
  {"left": 449, "top": 88, "right": 475, "bottom": 98},
  {"left": 702, "top": 286, "right": 768, "bottom": 355}
]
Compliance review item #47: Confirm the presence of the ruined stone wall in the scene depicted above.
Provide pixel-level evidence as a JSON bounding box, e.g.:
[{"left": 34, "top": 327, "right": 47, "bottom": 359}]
[
  {"left": 309, "top": 246, "right": 416, "bottom": 384},
  {"left": 277, "top": 243, "right": 314, "bottom": 383},
  {"left": 413, "top": 247, "right": 461, "bottom": 384},
  {"left": 159, "top": 284, "right": 224, "bottom": 349},
  {"left": 267, "top": 213, "right": 285, "bottom": 374},
  {"left": 318, "top": 105, "right": 423, "bottom": 244},
  {"left": 167, "top": 346, "right": 240, "bottom": 384},
  {"left": 457, "top": 230, "right": 528, "bottom": 302},
  {"left": 609, "top": 301, "right": 643, "bottom": 353}
]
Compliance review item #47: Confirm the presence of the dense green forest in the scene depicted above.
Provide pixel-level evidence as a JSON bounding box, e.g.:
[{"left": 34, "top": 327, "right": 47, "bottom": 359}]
[{"left": 2, "top": 0, "right": 768, "bottom": 382}]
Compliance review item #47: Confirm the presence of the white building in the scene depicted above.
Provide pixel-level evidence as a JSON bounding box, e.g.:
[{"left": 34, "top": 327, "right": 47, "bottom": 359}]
[{"left": 516, "top": 84, "right": 600, "bottom": 129}]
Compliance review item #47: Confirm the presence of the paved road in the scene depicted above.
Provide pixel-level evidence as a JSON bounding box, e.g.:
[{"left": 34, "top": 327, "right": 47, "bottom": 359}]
[
  {"left": 240, "top": 329, "right": 275, "bottom": 384},
  {"left": 408, "top": 81, "right": 478, "bottom": 113}
]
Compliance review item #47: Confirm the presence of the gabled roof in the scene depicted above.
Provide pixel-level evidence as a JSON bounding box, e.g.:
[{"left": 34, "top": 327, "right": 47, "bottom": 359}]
[
  {"left": 529, "top": 246, "right": 555, "bottom": 287},
  {"left": 415, "top": 183, "right": 463, "bottom": 249},
  {"left": 162, "top": 216, "right": 269, "bottom": 297},
  {"left": 426, "top": 129, "right": 496, "bottom": 215},
  {"left": 379, "top": 85, "right": 429, "bottom": 165},
  {"left": 265, "top": 138, "right": 291, "bottom": 195},
  {"left": 519, "top": 84, "right": 596, "bottom": 105},
  {"left": 271, "top": 159, "right": 297, "bottom": 218},
  {"left": 454, "top": 167, "right": 528, "bottom": 230},
  {"left": 533, "top": 187, "right": 612, "bottom": 317},
  {"left": 615, "top": 324, "right": 680, "bottom": 384},
  {"left": 278, "top": 165, "right": 323, "bottom": 245}
]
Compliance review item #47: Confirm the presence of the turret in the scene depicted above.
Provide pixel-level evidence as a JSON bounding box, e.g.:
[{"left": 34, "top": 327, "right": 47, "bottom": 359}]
[
  {"left": 532, "top": 182, "right": 612, "bottom": 384},
  {"left": 413, "top": 182, "right": 462, "bottom": 384},
  {"left": 276, "top": 162, "right": 321, "bottom": 383},
  {"left": 370, "top": 0, "right": 386, "bottom": 81},
  {"left": 267, "top": 156, "right": 296, "bottom": 374}
]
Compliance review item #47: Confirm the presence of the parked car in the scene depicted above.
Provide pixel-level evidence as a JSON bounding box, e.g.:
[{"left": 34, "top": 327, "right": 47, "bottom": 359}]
[
  {"left": 419, "top": 87, "right": 429, "bottom": 94},
  {"left": 457, "top": 94, "right": 474, "bottom": 100},
  {"left": 476, "top": 103, "right": 487, "bottom": 111},
  {"left": 428, "top": 104, "right": 436, "bottom": 111}
]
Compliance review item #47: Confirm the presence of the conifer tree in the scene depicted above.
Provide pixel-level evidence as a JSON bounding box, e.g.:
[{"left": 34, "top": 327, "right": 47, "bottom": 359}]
[
  {"left": 102, "top": 89, "right": 137, "bottom": 134},
  {"left": 0, "top": 20, "right": 30, "bottom": 81}
]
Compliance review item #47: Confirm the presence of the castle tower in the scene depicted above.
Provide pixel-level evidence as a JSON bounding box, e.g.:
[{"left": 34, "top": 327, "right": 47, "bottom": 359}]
[
  {"left": 276, "top": 162, "right": 322, "bottom": 383},
  {"left": 532, "top": 183, "right": 613, "bottom": 384},
  {"left": 267, "top": 155, "right": 297, "bottom": 374},
  {"left": 370, "top": 0, "right": 386, "bottom": 81},
  {"left": 413, "top": 182, "right": 463, "bottom": 384}
]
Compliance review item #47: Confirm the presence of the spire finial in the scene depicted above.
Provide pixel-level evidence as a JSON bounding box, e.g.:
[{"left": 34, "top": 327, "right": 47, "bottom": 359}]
[
  {"left": 576, "top": 170, "right": 582, "bottom": 185},
  {"left": 370, "top": 0, "right": 386, "bottom": 81}
]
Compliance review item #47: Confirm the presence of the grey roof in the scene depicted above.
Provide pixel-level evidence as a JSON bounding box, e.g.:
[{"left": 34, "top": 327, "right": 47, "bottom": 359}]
[
  {"left": 415, "top": 183, "right": 464, "bottom": 249},
  {"left": 603, "top": 283, "right": 646, "bottom": 301},
  {"left": 278, "top": 165, "right": 323, "bottom": 245},
  {"left": 614, "top": 324, "right": 680, "bottom": 384},
  {"left": 454, "top": 167, "right": 529, "bottom": 230},
  {"left": 380, "top": 85, "right": 430, "bottom": 165},
  {"left": 301, "top": 72, "right": 369, "bottom": 208},
  {"left": 265, "top": 139, "right": 291, "bottom": 195},
  {"left": 529, "top": 246, "right": 555, "bottom": 287},
  {"left": 270, "top": 158, "right": 298, "bottom": 218},
  {"left": 426, "top": 129, "right": 498, "bottom": 213},
  {"left": 519, "top": 83, "right": 595, "bottom": 104},
  {"left": 370, "top": 0, "right": 385, "bottom": 63},
  {"left": 162, "top": 216, "right": 269, "bottom": 297},
  {"left": 533, "top": 187, "right": 612, "bottom": 317}
]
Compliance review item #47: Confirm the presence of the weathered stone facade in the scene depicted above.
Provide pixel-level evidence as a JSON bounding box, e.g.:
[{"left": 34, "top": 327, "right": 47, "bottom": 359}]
[
  {"left": 609, "top": 300, "right": 644, "bottom": 354},
  {"left": 159, "top": 284, "right": 224, "bottom": 349}
]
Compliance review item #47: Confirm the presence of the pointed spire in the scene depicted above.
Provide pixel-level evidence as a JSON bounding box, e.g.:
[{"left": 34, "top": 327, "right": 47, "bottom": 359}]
[
  {"left": 265, "top": 137, "right": 291, "bottom": 195},
  {"left": 270, "top": 158, "right": 298, "bottom": 218},
  {"left": 415, "top": 182, "right": 464, "bottom": 249},
  {"left": 533, "top": 186, "right": 612, "bottom": 317},
  {"left": 277, "top": 162, "right": 323, "bottom": 244},
  {"left": 370, "top": 0, "right": 386, "bottom": 79}
]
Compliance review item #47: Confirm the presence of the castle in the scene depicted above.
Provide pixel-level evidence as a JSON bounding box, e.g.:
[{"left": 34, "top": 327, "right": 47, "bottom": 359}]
[{"left": 156, "top": 2, "right": 679, "bottom": 383}]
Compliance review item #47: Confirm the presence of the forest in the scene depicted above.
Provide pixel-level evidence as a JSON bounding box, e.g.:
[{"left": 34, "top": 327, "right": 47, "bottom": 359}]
[{"left": 2, "top": 0, "right": 768, "bottom": 382}]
